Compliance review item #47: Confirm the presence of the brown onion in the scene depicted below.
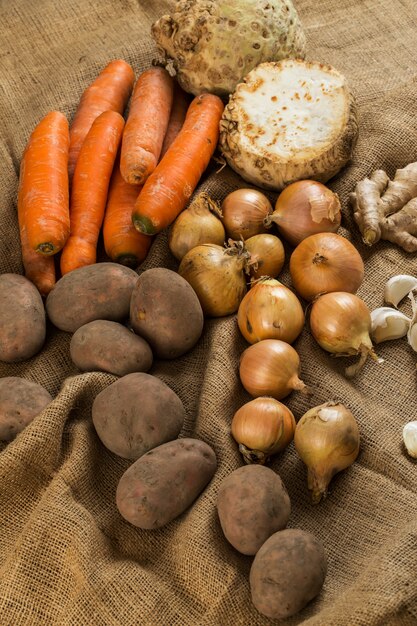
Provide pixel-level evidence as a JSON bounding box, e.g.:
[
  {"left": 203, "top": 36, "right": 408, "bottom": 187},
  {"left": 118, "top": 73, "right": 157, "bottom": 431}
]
[
  {"left": 221, "top": 188, "right": 273, "bottom": 240},
  {"left": 231, "top": 397, "right": 296, "bottom": 464},
  {"left": 266, "top": 180, "right": 341, "bottom": 246},
  {"left": 239, "top": 339, "right": 308, "bottom": 400},
  {"left": 289, "top": 232, "right": 364, "bottom": 301},
  {"left": 238, "top": 278, "right": 304, "bottom": 344},
  {"left": 178, "top": 242, "right": 249, "bottom": 317},
  {"left": 245, "top": 234, "right": 285, "bottom": 280},
  {"left": 294, "top": 402, "right": 360, "bottom": 503},
  {"left": 168, "top": 193, "right": 225, "bottom": 261},
  {"left": 310, "top": 291, "right": 381, "bottom": 377}
]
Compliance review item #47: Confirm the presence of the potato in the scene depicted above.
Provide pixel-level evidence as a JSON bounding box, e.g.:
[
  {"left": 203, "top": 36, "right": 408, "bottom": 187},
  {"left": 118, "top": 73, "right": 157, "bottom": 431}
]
[
  {"left": 92, "top": 372, "right": 185, "bottom": 460},
  {"left": 130, "top": 267, "right": 204, "bottom": 359},
  {"left": 217, "top": 465, "right": 291, "bottom": 555},
  {"left": 0, "top": 377, "right": 52, "bottom": 441},
  {"left": 116, "top": 437, "right": 217, "bottom": 528},
  {"left": 0, "top": 273, "right": 46, "bottom": 363},
  {"left": 46, "top": 263, "right": 138, "bottom": 332},
  {"left": 250, "top": 528, "right": 327, "bottom": 619},
  {"left": 70, "top": 320, "right": 152, "bottom": 376}
]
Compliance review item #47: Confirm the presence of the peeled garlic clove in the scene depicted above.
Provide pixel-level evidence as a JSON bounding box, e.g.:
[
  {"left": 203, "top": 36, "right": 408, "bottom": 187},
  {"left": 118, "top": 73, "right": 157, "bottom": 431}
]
[
  {"left": 384, "top": 274, "right": 417, "bottom": 308},
  {"left": 403, "top": 421, "right": 417, "bottom": 458},
  {"left": 370, "top": 307, "right": 410, "bottom": 343}
]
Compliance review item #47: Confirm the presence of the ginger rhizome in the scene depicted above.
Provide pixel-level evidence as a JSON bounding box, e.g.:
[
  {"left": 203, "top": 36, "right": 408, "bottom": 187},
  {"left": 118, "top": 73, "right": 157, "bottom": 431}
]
[{"left": 350, "top": 162, "right": 417, "bottom": 252}]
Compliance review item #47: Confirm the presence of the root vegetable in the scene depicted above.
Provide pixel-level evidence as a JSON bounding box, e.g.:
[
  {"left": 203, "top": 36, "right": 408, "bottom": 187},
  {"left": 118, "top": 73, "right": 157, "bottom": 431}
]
[
  {"left": 0, "top": 377, "right": 52, "bottom": 441},
  {"left": 245, "top": 234, "right": 285, "bottom": 280},
  {"left": 221, "top": 189, "right": 272, "bottom": 240},
  {"left": 249, "top": 529, "right": 327, "bottom": 619},
  {"left": 217, "top": 465, "right": 291, "bottom": 555},
  {"left": 294, "top": 401, "right": 360, "bottom": 503},
  {"left": 220, "top": 59, "right": 358, "bottom": 191},
  {"left": 350, "top": 163, "right": 417, "bottom": 252}
]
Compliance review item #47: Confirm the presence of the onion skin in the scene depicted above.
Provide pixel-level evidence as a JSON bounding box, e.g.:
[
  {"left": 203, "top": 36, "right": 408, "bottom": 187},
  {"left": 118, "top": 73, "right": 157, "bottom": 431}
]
[
  {"left": 294, "top": 401, "right": 360, "bottom": 503},
  {"left": 309, "top": 291, "right": 380, "bottom": 377},
  {"left": 178, "top": 243, "right": 248, "bottom": 317},
  {"left": 221, "top": 188, "right": 272, "bottom": 240},
  {"left": 268, "top": 180, "right": 341, "bottom": 246},
  {"left": 239, "top": 339, "right": 308, "bottom": 400},
  {"left": 289, "top": 232, "right": 364, "bottom": 301},
  {"left": 245, "top": 234, "right": 285, "bottom": 280},
  {"left": 231, "top": 397, "right": 296, "bottom": 464},
  {"left": 168, "top": 193, "right": 225, "bottom": 261},
  {"left": 238, "top": 278, "right": 304, "bottom": 344}
]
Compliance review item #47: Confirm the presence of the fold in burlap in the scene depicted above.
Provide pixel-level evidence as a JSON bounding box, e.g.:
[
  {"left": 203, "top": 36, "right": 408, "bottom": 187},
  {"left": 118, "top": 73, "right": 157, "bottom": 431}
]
[{"left": 1, "top": 1, "right": 417, "bottom": 624}]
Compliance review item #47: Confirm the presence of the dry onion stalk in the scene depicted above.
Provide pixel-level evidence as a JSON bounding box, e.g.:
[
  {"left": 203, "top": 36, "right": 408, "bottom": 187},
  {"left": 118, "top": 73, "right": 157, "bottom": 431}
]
[
  {"left": 239, "top": 339, "right": 309, "bottom": 400},
  {"left": 237, "top": 278, "right": 305, "bottom": 344},
  {"left": 265, "top": 180, "right": 341, "bottom": 246},
  {"left": 231, "top": 397, "right": 296, "bottom": 465},
  {"left": 221, "top": 188, "right": 273, "bottom": 240},
  {"left": 289, "top": 232, "right": 364, "bottom": 301},
  {"left": 178, "top": 240, "right": 251, "bottom": 317},
  {"left": 309, "top": 291, "right": 382, "bottom": 377},
  {"left": 168, "top": 192, "right": 225, "bottom": 261},
  {"left": 294, "top": 401, "right": 360, "bottom": 503}
]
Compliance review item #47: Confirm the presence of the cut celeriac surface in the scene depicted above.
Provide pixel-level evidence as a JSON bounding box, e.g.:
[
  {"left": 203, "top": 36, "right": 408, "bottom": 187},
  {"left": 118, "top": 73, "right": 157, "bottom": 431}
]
[{"left": 219, "top": 59, "right": 358, "bottom": 190}]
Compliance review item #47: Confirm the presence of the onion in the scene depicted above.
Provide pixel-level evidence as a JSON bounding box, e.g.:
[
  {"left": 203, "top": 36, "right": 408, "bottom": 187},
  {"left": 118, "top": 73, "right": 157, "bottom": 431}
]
[
  {"left": 309, "top": 291, "right": 382, "bottom": 377},
  {"left": 289, "top": 232, "right": 364, "bottom": 301},
  {"left": 244, "top": 234, "right": 285, "bottom": 280},
  {"left": 237, "top": 278, "right": 304, "bottom": 344},
  {"left": 231, "top": 397, "right": 296, "bottom": 464},
  {"left": 178, "top": 242, "right": 250, "bottom": 317},
  {"left": 239, "top": 339, "right": 308, "bottom": 400},
  {"left": 294, "top": 402, "right": 360, "bottom": 503},
  {"left": 168, "top": 192, "right": 225, "bottom": 261},
  {"left": 221, "top": 188, "right": 273, "bottom": 240},
  {"left": 266, "top": 180, "right": 341, "bottom": 246}
]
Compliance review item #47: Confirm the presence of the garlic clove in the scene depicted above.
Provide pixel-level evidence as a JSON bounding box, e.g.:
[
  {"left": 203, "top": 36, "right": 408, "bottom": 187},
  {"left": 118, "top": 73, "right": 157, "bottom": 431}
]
[
  {"left": 370, "top": 307, "right": 410, "bottom": 344},
  {"left": 406, "top": 290, "right": 417, "bottom": 351},
  {"left": 384, "top": 274, "right": 417, "bottom": 308},
  {"left": 403, "top": 421, "right": 417, "bottom": 459}
]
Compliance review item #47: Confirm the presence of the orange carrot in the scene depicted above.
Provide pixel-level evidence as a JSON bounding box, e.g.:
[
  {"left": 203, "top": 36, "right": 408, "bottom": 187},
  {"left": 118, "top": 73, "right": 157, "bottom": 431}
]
[
  {"left": 160, "top": 83, "right": 191, "bottom": 158},
  {"left": 68, "top": 59, "right": 134, "bottom": 180},
  {"left": 60, "top": 110, "right": 125, "bottom": 275},
  {"left": 132, "top": 93, "right": 225, "bottom": 235},
  {"left": 18, "top": 111, "right": 70, "bottom": 256},
  {"left": 120, "top": 66, "right": 174, "bottom": 185},
  {"left": 18, "top": 223, "right": 56, "bottom": 297},
  {"left": 103, "top": 154, "right": 152, "bottom": 268}
]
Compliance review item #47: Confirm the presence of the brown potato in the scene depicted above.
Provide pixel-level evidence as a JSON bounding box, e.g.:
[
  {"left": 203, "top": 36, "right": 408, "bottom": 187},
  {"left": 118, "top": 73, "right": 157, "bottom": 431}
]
[
  {"left": 116, "top": 437, "right": 217, "bottom": 528},
  {"left": 217, "top": 465, "right": 291, "bottom": 555},
  {"left": 70, "top": 320, "right": 152, "bottom": 376},
  {"left": 46, "top": 263, "right": 138, "bottom": 332},
  {"left": 0, "top": 377, "right": 52, "bottom": 441},
  {"left": 92, "top": 372, "right": 185, "bottom": 460},
  {"left": 130, "top": 267, "right": 204, "bottom": 359},
  {"left": 0, "top": 273, "right": 46, "bottom": 363},
  {"left": 250, "top": 528, "right": 327, "bottom": 619}
]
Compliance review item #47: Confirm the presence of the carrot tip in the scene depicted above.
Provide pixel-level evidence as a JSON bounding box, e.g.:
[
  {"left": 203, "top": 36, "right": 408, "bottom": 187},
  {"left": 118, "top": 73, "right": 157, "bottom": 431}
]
[
  {"left": 132, "top": 214, "right": 157, "bottom": 236},
  {"left": 114, "top": 254, "right": 139, "bottom": 268},
  {"left": 36, "top": 242, "right": 58, "bottom": 256}
]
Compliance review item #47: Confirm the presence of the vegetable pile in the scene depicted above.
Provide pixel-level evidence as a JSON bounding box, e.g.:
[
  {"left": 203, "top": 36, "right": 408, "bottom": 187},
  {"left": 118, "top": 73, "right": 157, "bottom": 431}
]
[{"left": 2, "top": 0, "right": 417, "bottom": 620}]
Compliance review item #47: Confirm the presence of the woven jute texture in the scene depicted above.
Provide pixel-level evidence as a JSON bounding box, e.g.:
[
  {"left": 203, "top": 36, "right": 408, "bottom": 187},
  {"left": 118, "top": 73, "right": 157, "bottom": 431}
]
[{"left": 1, "top": 0, "right": 417, "bottom": 624}]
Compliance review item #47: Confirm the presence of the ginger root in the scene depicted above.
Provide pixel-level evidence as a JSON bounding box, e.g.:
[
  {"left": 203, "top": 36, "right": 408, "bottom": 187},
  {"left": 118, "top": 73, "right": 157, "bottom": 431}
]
[{"left": 350, "top": 162, "right": 417, "bottom": 252}]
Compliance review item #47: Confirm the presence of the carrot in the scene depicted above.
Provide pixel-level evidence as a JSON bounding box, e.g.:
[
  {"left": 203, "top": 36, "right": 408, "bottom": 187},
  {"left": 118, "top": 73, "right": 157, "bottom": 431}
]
[
  {"left": 18, "top": 111, "right": 70, "bottom": 256},
  {"left": 18, "top": 224, "right": 56, "bottom": 297},
  {"left": 120, "top": 66, "right": 174, "bottom": 185},
  {"left": 103, "top": 154, "right": 152, "bottom": 268},
  {"left": 132, "top": 93, "right": 225, "bottom": 235},
  {"left": 160, "top": 83, "right": 191, "bottom": 158},
  {"left": 60, "top": 110, "right": 125, "bottom": 275},
  {"left": 68, "top": 59, "right": 134, "bottom": 180}
]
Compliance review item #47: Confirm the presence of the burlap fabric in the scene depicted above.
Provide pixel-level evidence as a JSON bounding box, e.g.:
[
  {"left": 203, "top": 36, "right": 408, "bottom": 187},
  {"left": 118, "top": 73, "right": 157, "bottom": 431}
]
[{"left": 1, "top": 0, "right": 417, "bottom": 624}]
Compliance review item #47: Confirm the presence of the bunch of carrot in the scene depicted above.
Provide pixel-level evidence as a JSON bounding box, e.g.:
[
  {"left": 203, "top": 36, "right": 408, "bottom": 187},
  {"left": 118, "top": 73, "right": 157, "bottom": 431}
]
[{"left": 17, "top": 58, "right": 224, "bottom": 296}]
